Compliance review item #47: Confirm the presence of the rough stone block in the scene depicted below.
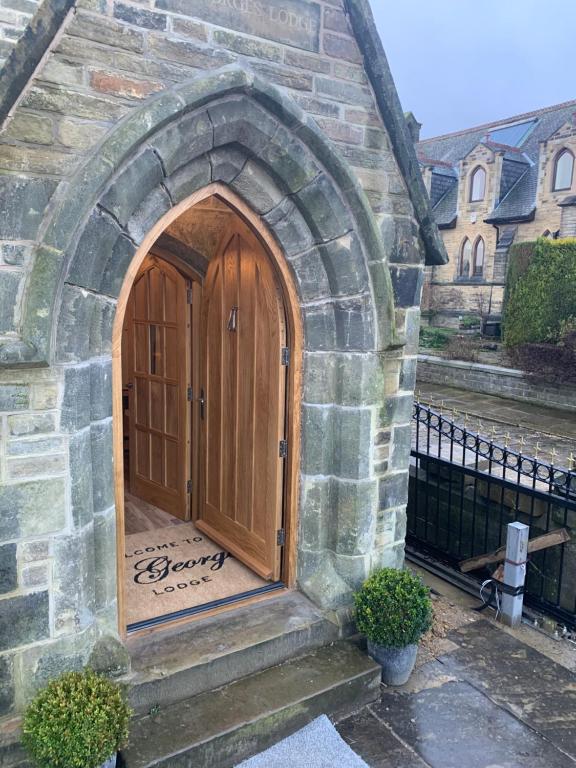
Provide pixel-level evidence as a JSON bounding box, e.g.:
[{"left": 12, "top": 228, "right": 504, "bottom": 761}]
[
  {"left": 0, "top": 478, "right": 66, "bottom": 543},
  {"left": 101, "top": 233, "right": 137, "bottom": 298},
  {"left": 150, "top": 111, "right": 213, "bottom": 176},
  {"left": 289, "top": 249, "right": 331, "bottom": 302},
  {"left": 389, "top": 265, "right": 424, "bottom": 308},
  {"left": 333, "top": 479, "right": 377, "bottom": 556},
  {"left": 264, "top": 198, "right": 316, "bottom": 258},
  {"left": 21, "top": 562, "right": 50, "bottom": 589},
  {"left": 0, "top": 270, "right": 20, "bottom": 333},
  {"left": 18, "top": 631, "right": 92, "bottom": 704},
  {"left": 89, "top": 295, "right": 116, "bottom": 358},
  {"left": 209, "top": 146, "right": 247, "bottom": 184},
  {"left": 67, "top": 11, "right": 145, "bottom": 52},
  {"left": 0, "top": 591, "right": 49, "bottom": 652},
  {"left": 399, "top": 357, "right": 417, "bottom": 392},
  {"left": 315, "top": 76, "right": 373, "bottom": 107},
  {"left": 23, "top": 83, "right": 127, "bottom": 121},
  {"left": 171, "top": 17, "right": 208, "bottom": 41},
  {"left": 165, "top": 155, "right": 212, "bottom": 204},
  {"left": 302, "top": 352, "right": 336, "bottom": 405},
  {"left": 318, "top": 232, "right": 368, "bottom": 297},
  {"left": 113, "top": 2, "right": 167, "bottom": 30},
  {"left": 4, "top": 112, "right": 54, "bottom": 145},
  {"left": 70, "top": 428, "right": 94, "bottom": 529},
  {"left": 0, "top": 384, "right": 29, "bottom": 412},
  {"left": 212, "top": 29, "right": 282, "bottom": 62},
  {"left": 148, "top": 33, "right": 233, "bottom": 69},
  {"left": 380, "top": 393, "right": 413, "bottom": 427},
  {"left": 7, "top": 454, "right": 66, "bottom": 480},
  {"left": 260, "top": 124, "right": 320, "bottom": 193},
  {"left": 303, "top": 303, "right": 337, "bottom": 351},
  {"left": 88, "top": 634, "right": 129, "bottom": 677},
  {"left": 56, "top": 284, "right": 95, "bottom": 362},
  {"left": 90, "top": 358, "right": 112, "bottom": 422},
  {"left": 30, "top": 381, "right": 59, "bottom": 409},
  {"left": 0, "top": 655, "right": 14, "bottom": 715},
  {"left": 126, "top": 186, "right": 172, "bottom": 244},
  {"left": 252, "top": 61, "right": 313, "bottom": 91},
  {"left": 91, "top": 419, "right": 114, "bottom": 513},
  {"left": 7, "top": 436, "right": 65, "bottom": 456},
  {"left": 53, "top": 529, "right": 96, "bottom": 635},
  {"left": 334, "top": 406, "right": 372, "bottom": 479},
  {"left": 295, "top": 174, "right": 352, "bottom": 242},
  {"left": 209, "top": 98, "right": 278, "bottom": 157},
  {"left": 299, "top": 476, "right": 332, "bottom": 551},
  {"left": 322, "top": 32, "right": 361, "bottom": 63},
  {"left": 0, "top": 175, "right": 56, "bottom": 239},
  {"left": 0, "top": 543, "right": 17, "bottom": 594},
  {"left": 334, "top": 294, "right": 375, "bottom": 351},
  {"left": 68, "top": 209, "right": 122, "bottom": 293},
  {"left": 231, "top": 160, "right": 284, "bottom": 214},
  {"left": 301, "top": 404, "right": 334, "bottom": 475},
  {"left": 8, "top": 412, "right": 56, "bottom": 436},
  {"left": 100, "top": 148, "right": 164, "bottom": 227},
  {"left": 379, "top": 471, "right": 409, "bottom": 510},
  {"left": 61, "top": 364, "right": 91, "bottom": 432},
  {"left": 389, "top": 424, "right": 412, "bottom": 470},
  {"left": 0, "top": 242, "right": 31, "bottom": 266},
  {"left": 94, "top": 507, "right": 117, "bottom": 611}
]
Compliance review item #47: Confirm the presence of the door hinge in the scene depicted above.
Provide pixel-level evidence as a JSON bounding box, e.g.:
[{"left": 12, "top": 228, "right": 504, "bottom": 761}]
[
  {"left": 277, "top": 528, "right": 286, "bottom": 546},
  {"left": 186, "top": 480, "right": 193, "bottom": 493},
  {"left": 281, "top": 347, "right": 290, "bottom": 366},
  {"left": 279, "top": 439, "right": 288, "bottom": 459},
  {"left": 187, "top": 386, "right": 193, "bottom": 401},
  {"left": 186, "top": 286, "right": 193, "bottom": 304}
]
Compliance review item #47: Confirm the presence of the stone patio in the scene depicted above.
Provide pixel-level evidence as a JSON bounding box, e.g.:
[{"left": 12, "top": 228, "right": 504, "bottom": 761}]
[{"left": 338, "top": 601, "right": 576, "bottom": 767}]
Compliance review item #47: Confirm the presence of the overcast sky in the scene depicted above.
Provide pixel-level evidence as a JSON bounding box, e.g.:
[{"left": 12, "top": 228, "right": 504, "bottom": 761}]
[{"left": 371, "top": 0, "right": 575, "bottom": 139}]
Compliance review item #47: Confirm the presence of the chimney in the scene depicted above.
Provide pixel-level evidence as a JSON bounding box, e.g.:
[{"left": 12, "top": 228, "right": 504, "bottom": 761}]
[{"left": 405, "top": 112, "right": 422, "bottom": 144}]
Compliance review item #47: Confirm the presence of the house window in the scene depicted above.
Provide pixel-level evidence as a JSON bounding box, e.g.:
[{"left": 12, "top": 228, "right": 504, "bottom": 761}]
[
  {"left": 470, "top": 167, "right": 486, "bottom": 202},
  {"left": 553, "top": 149, "right": 574, "bottom": 191},
  {"left": 459, "top": 238, "right": 472, "bottom": 277},
  {"left": 473, "top": 237, "right": 485, "bottom": 277}
]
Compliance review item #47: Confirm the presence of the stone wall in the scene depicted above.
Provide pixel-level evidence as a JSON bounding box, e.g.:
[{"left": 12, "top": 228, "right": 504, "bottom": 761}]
[
  {"left": 417, "top": 355, "right": 576, "bottom": 412},
  {"left": 0, "top": 0, "right": 43, "bottom": 66},
  {"left": 0, "top": 0, "right": 426, "bottom": 717}
]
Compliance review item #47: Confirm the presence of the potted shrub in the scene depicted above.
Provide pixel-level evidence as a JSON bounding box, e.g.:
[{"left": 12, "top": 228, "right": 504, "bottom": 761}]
[
  {"left": 354, "top": 568, "right": 433, "bottom": 686},
  {"left": 22, "top": 669, "right": 131, "bottom": 768}
]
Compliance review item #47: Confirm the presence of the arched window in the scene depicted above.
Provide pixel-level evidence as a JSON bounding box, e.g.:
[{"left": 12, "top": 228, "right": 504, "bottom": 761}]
[
  {"left": 473, "top": 237, "right": 485, "bottom": 277},
  {"left": 470, "top": 166, "right": 486, "bottom": 202},
  {"left": 459, "top": 238, "right": 472, "bottom": 277},
  {"left": 553, "top": 149, "right": 574, "bottom": 191}
]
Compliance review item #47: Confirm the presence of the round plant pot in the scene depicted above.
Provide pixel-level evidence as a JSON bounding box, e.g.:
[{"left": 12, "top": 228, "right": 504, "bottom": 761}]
[
  {"left": 100, "top": 755, "right": 117, "bottom": 768},
  {"left": 367, "top": 641, "right": 418, "bottom": 686}
]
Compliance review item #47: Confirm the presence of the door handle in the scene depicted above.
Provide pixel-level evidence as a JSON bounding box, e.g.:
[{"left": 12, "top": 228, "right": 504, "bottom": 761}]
[
  {"left": 126, "top": 382, "right": 134, "bottom": 390},
  {"left": 198, "top": 389, "right": 205, "bottom": 420},
  {"left": 227, "top": 306, "right": 238, "bottom": 332}
]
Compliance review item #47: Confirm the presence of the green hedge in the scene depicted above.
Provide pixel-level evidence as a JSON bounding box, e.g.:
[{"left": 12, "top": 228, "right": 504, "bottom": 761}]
[{"left": 503, "top": 238, "right": 576, "bottom": 347}]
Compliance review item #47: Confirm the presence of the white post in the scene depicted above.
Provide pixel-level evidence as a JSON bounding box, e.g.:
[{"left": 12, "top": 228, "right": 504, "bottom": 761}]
[{"left": 501, "top": 521, "right": 529, "bottom": 627}]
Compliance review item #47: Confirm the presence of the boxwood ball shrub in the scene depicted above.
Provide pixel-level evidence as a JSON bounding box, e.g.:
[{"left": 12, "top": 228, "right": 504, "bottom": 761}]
[
  {"left": 354, "top": 568, "right": 433, "bottom": 648},
  {"left": 22, "top": 669, "right": 131, "bottom": 768}
]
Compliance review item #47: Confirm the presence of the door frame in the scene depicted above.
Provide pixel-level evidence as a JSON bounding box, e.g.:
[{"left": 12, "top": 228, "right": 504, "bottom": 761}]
[{"left": 112, "top": 184, "right": 303, "bottom": 638}]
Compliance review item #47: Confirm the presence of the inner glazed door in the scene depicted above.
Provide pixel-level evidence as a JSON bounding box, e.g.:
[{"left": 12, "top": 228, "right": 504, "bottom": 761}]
[
  {"left": 124, "top": 255, "right": 191, "bottom": 520},
  {"left": 198, "top": 222, "right": 287, "bottom": 581}
]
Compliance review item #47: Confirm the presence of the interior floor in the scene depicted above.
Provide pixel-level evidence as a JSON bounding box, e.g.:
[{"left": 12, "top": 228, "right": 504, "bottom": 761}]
[{"left": 124, "top": 493, "right": 269, "bottom": 628}]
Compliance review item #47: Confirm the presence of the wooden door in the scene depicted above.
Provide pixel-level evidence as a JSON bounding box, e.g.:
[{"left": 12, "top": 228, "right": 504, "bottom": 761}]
[
  {"left": 125, "top": 256, "right": 191, "bottom": 520},
  {"left": 198, "top": 224, "right": 287, "bottom": 580}
]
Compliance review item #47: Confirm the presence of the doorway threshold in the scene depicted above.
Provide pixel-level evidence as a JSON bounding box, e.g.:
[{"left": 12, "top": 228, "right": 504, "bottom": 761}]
[{"left": 127, "top": 581, "right": 285, "bottom": 633}]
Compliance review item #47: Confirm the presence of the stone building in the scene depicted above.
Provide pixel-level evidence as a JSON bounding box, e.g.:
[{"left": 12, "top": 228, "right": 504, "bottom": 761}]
[
  {"left": 416, "top": 100, "right": 576, "bottom": 328},
  {"left": 0, "top": 0, "right": 445, "bottom": 759}
]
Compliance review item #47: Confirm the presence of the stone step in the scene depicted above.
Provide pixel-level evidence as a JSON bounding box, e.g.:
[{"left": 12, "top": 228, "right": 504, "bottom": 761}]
[
  {"left": 120, "top": 641, "right": 380, "bottom": 768},
  {"left": 123, "top": 591, "right": 340, "bottom": 713}
]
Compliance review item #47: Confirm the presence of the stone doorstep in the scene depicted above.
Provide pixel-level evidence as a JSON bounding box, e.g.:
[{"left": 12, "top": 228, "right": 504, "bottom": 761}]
[
  {"left": 120, "top": 641, "right": 381, "bottom": 768},
  {"left": 122, "top": 591, "right": 341, "bottom": 714}
]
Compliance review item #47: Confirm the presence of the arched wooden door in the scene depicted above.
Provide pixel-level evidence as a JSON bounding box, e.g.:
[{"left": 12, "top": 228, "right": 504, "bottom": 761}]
[
  {"left": 124, "top": 256, "right": 191, "bottom": 520},
  {"left": 198, "top": 222, "right": 287, "bottom": 580}
]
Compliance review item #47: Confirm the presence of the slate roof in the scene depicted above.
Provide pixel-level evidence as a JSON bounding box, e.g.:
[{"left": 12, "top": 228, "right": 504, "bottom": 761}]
[{"left": 417, "top": 100, "right": 576, "bottom": 226}]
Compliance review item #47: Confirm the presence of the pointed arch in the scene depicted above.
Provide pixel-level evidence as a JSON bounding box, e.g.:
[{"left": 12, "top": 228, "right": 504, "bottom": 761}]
[
  {"left": 459, "top": 237, "right": 472, "bottom": 277},
  {"left": 469, "top": 166, "right": 486, "bottom": 202},
  {"left": 473, "top": 236, "right": 485, "bottom": 277},
  {"left": 553, "top": 148, "right": 574, "bottom": 192}
]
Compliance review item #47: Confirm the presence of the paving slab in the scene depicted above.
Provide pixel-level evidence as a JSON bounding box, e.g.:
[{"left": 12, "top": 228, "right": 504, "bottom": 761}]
[
  {"left": 338, "top": 709, "right": 430, "bottom": 768},
  {"left": 440, "top": 620, "right": 576, "bottom": 758}
]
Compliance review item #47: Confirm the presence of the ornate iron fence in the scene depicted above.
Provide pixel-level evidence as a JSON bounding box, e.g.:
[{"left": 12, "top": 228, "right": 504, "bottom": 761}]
[{"left": 408, "top": 401, "right": 576, "bottom": 627}]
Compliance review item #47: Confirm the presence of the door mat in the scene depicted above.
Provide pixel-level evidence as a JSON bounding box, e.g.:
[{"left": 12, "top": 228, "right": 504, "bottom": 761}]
[
  {"left": 124, "top": 522, "right": 267, "bottom": 626},
  {"left": 236, "top": 715, "right": 369, "bottom": 768}
]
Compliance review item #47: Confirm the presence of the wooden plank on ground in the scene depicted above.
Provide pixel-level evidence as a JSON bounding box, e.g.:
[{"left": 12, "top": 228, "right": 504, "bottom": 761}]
[{"left": 460, "top": 528, "right": 570, "bottom": 573}]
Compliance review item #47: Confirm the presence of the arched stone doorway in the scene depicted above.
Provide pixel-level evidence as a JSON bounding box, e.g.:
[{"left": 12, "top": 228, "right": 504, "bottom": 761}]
[
  {"left": 114, "top": 187, "right": 303, "bottom": 632},
  {"left": 4, "top": 65, "right": 403, "bottom": 652}
]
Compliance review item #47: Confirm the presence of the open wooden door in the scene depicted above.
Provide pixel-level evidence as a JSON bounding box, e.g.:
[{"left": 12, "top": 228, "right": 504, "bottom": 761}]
[
  {"left": 198, "top": 222, "right": 287, "bottom": 580},
  {"left": 124, "top": 256, "right": 191, "bottom": 520}
]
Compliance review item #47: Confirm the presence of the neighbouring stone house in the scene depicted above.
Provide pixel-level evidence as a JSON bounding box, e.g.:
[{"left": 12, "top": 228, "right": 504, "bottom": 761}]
[
  {"left": 0, "top": 0, "right": 446, "bottom": 761},
  {"left": 415, "top": 100, "right": 576, "bottom": 329}
]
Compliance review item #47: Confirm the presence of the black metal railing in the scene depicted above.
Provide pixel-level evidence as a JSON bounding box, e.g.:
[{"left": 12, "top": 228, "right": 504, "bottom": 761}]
[{"left": 408, "top": 401, "right": 576, "bottom": 627}]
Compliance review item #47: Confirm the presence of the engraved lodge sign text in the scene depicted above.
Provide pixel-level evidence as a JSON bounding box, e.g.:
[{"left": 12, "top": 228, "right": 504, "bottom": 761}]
[{"left": 156, "top": 0, "right": 322, "bottom": 52}]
